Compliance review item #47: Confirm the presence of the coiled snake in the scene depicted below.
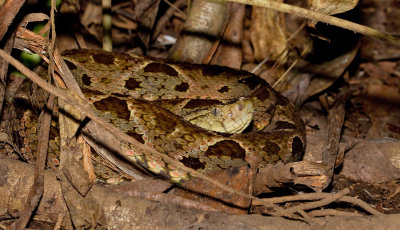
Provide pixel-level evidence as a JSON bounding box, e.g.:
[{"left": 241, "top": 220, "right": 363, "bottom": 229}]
[{"left": 7, "top": 49, "right": 305, "bottom": 205}]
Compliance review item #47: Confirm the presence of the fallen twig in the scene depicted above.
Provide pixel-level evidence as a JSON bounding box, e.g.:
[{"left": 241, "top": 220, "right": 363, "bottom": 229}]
[
  {"left": 321, "top": 88, "right": 351, "bottom": 188},
  {"left": 308, "top": 209, "right": 362, "bottom": 217},
  {"left": 227, "top": 0, "right": 400, "bottom": 47},
  {"left": 340, "top": 196, "right": 382, "bottom": 215},
  {"left": 253, "top": 188, "right": 382, "bottom": 215},
  {"left": 284, "top": 188, "right": 350, "bottom": 214}
]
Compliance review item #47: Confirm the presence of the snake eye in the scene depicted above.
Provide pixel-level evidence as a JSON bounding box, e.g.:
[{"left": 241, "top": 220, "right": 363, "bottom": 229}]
[
  {"left": 211, "top": 108, "right": 221, "bottom": 117},
  {"left": 236, "top": 104, "right": 243, "bottom": 111}
]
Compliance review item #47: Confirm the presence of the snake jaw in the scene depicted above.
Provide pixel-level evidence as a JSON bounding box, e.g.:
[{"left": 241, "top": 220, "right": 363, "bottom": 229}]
[{"left": 220, "top": 98, "right": 254, "bottom": 133}]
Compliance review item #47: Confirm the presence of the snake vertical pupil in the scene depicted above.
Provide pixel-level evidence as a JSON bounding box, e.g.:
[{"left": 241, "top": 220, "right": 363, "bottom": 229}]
[{"left": 212, "top": 108, "right": 221, "bottom": 117}]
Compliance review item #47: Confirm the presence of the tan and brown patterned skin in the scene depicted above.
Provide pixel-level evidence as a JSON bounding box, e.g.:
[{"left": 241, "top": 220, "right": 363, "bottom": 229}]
[{"left": 8, "top": 49, "right": 305, "bottom": 207}]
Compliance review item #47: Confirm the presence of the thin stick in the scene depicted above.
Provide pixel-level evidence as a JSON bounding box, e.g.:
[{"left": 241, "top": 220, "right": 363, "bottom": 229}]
[
  {"left": 340, "top": 196, "right": 382, "bottom": 215},
  {"left": 227, "top": 0, "right": 400, "bottom": 47},
  {"left": 308, "top": 209, "right": 363, "bottom": 217},
  {"left": 256, "top": 190, "right": 382, "bottom": 215},
  {"left": 0, "top": 29, "right": 15, "bottom": 117},
  {"left": 321, "top": 88, "right": 349, "bottom": 189},
  {"left": 48, "top": 0, "right": 57, "bottom": 79},
  {"left": 284, "top": 188, "right": 350, "bottom": 214},
  {"left": 102, "top": 0, "right": 113, "bottom": 51}
]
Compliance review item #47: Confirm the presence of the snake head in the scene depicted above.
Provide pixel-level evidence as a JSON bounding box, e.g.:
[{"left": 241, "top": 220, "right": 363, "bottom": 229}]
[{"left": 184, "top": 97, "right": 254, "bottom": 134}]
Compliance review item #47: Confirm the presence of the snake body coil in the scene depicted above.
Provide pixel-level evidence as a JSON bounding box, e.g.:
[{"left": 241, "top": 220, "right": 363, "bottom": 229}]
[{"left": 7, "top": 49, "right": 305, "bottom": 205}]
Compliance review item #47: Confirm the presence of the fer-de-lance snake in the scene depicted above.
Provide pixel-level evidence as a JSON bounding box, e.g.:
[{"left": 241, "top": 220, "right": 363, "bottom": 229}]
[{"left": 7, "top": 49, "right": 305, "bottom": 206}]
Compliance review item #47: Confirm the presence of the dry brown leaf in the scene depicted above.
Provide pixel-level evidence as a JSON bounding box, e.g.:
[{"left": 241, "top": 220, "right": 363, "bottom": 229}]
[
  {"left": 361, "top": 62, "right": 400, "bottom": 86},
  {"left": 308, "top": 0, "right": 359, "bottom": 27},
  {"left": 308, "top": 0, "right": 359, "bottom": 15},
  {"left": 113, "top": 14, "right": 138, "bottom": 30},
  {"left": 302, "top": 44, "right": 358, "bottom": 98},
  {"left": 250, "top": 3, "right": 287, "bottom": 62},
  {"left": 136, "top": 0, "right": 161, "bottom": 47},
  {"left": 80, "top": 3, "right": 102, "bottom": 41},
  {"left": 210, "top": 3, "right": 244, "bottom": 68}
]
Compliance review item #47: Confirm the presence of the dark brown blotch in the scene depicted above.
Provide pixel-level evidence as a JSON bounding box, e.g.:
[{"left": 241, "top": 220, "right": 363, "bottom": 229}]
[
  {"left": 252, "top": 87, "right": 270, "bottom": 101},
  {"left": 112, "top": 93, "right": 129, "bottom": 97},
  {"left": 238, "top": 76, "right": 263, "bottom": 90},
  {"left": 93, "top": 97, "right": 130, "bottom": 120},
  {"left": 93, "top": 53, "right": 115, "bottom": 65},
  {"left": 276, "top": 93, "right": 288, "bottom": 106},
  {"left": 201, "top": 65, "right": 224, "bottom": 76},
  {"left": 117, "top": 53, "right": 143, "bottom": 63},
  {"left": 291, "top": 136, "right": 303, "bottom": 159},
  {"left": 183, "top": 99, "right": 221, "bottom": 109},
  {"left": 217, "top": 86, "right": 229, "bottom": 93},
  {"left": 127, "top": 130, "right": 145, "bottom": 144},
  {"left": 152, "top": 109, "right": 178, "bottom": 131},
  {"left": 144, "top": 63, "right": 178, "bottom": 76},
  {"left": 201, "top": 65, "right": 248, "bottom": 77},
  {"left": 174, "top": 82, "right": 189, "bottom": 92},
  {"left": 80, "top": 87, "right": 105, "bottom": 96},
  {"left": 81, "top": 74, "right": 92, "bottom": 86},
  {"left": 117, "top": 53, "right": 133, "bottom": 60},
  {"left": 274, "top": 121, "right": 297, "bottom": 130},
  {"left": 64, "top": 60, "right": 77, "bottom": 70},
  {"left": 205, "top": 140, "right": 245, "bottom": 159},
  {"left": 125, "top": 78, "right": 141, "bottom": 90},
  {"left": 262, "top": 141, "right": 281, "bottom": 157},
  {"left": 161, "top": 98, "right": 186, "bottom": 105},
  {"left": 265, "top": 106, "right": 275, "bottom": 116},
  {"left": 180, "top": 156, "right": 205, "bottom": 170}
]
